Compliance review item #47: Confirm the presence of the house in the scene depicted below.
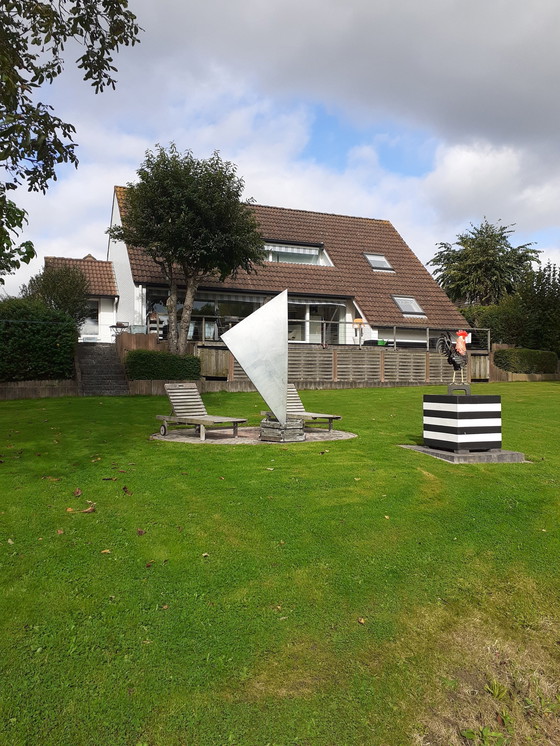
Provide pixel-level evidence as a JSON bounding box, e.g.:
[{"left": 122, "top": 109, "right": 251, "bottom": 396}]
[
  {"left": 44, "top": 255, "right": 119, "bottom": 343},
  {"left": 106, "top": 187, "right": 467, "bottom": 348}
]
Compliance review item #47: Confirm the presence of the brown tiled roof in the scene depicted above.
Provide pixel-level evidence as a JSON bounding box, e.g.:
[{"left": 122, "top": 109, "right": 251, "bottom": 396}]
[
  {"left": 114, "top": 188, "right": 466, "bottom": 328},
  {"left": 44, "top": 256, "right": 118, "bottom": 297}
]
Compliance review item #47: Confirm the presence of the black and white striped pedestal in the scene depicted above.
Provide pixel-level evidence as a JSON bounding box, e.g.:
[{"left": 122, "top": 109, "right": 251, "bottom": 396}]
[{"left": 423, "top": 395, "right": 501, "bottom": 452}]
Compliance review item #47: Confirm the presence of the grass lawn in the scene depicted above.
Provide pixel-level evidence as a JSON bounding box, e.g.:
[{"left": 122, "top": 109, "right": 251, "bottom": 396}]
[{"left": 1, "top": 383, "right": 560, "bottom": 746}]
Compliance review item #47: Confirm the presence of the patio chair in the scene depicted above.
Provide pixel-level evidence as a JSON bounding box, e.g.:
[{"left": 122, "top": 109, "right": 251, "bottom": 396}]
[
  {"left": 286, "top": 384, "right": 341, "bottom": 431},
  {"left": 157, "top": 382, "right": 247, "bottom": 441}
]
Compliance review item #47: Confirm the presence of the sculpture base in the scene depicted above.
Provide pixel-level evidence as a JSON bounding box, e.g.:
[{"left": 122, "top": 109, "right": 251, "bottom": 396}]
[
  {"left": 400, "top": 444, "right": 525, "bottom": 464},
  {"left": 260, "top": 417, "right": 306, "bottom": 442}
]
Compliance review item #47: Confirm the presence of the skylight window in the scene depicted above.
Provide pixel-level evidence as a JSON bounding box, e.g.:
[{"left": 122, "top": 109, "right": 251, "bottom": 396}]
[
  {"left": 392, "top": 296, "right": 426, "bottom": 317},
  {"left": 365, "top": 253, "right": 394, "bottom": 271}
]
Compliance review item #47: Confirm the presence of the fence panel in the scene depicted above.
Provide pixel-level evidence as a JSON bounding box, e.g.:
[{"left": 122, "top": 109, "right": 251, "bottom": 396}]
[
  {"left": 198, "top": 344, "right": 488, "bottom": 387},
  {"left": 335, "top": 348, "right": 382, "bottom": 381}
]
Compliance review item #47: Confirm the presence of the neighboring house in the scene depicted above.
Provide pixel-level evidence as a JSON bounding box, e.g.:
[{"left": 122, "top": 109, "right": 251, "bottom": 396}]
[
  {"left": 106, "top": 186, "right": 467, "bottom": 347},
  {"left": 44, "top": 255, "right": 119, "bottom": 343}
]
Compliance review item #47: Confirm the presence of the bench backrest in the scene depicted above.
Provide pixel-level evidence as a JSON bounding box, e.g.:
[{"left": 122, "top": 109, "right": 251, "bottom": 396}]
[
  {"left": 165, "top": 382, "right": 208, "bottom": 417},
  {"left": 286, "top": 383, "right": 306, "bottom": 414}
]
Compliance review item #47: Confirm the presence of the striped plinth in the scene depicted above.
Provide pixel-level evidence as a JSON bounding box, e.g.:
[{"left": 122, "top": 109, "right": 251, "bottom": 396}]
[{"left": 423, "top": 395, "right": 502, "bottom": 452}]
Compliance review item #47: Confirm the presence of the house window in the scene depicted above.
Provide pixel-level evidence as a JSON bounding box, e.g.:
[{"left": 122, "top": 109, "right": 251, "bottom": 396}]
[
  {"left": 265, "top": 243, "right": 333, "bottom": 266},
  {"left": 365, "top": 253, "right": 394, "bottom": 271},
  {"left": 82, "top": 300, "right": 99, "bottom": 337},
  {"left": 392, "top": 296, "right": 426, "bottom": 317}
]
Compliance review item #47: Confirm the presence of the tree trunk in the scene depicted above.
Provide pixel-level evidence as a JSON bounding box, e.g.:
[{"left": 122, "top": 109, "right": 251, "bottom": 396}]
[
  {"left": 166, "top": 279, "right": 179, "bottom": 354},
  {"left": 177, "top": 277, "right": 198, "bottom": 356}
]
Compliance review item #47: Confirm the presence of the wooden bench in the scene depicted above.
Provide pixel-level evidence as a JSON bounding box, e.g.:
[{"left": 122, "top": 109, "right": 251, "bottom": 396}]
[
  {"left": 156, "top": 382, "right": 247, "bottom": 441},
  {"left": 286, "top": 384, "right": 341, "bottom": 431}
]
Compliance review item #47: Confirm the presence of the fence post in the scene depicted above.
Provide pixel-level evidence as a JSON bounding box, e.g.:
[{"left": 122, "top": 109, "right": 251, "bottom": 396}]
[
  {"left": 425, "top": 351, "right": 430, "bottom": 383},
  {"left": 380, "top": 349, "right": 385, "bottom": 383}
]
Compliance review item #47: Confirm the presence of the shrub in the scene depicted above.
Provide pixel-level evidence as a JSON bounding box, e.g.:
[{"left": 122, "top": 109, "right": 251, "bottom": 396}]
[
  {"left": 0, "top": 298, "right": 77, "bottom": 381},
  {"left": 493, "top": 348, "right": 558, "bottom": 374},
  {"left": 125, "top": 349, "right": 200, "bottom": 380}
]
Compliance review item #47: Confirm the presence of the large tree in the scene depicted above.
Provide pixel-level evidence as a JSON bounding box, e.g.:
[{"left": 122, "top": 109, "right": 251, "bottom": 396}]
[
  {"left": 20, "top": 264, "right": 90, "bottom": 326},
  {"left": 429, "top": 219, "right": 539, "bottom": 306},
  {"left": 0, "top": 0, "right": 141, "bottom": 282},
  {"left": 108, "top": 144, "right": 265, "bottom": 355},
  {"left": 462, "top": 263, "right": 560, "bottom": 355}
]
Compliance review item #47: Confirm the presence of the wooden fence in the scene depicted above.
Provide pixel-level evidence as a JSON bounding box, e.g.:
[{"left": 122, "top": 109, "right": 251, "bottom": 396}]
[{"left": 199, "top": 344, "right": 482, "bottom": 390}]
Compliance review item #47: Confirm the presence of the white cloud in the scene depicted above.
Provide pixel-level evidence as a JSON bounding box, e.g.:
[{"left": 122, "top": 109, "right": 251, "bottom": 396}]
[{"left": 5, "top": 0, "right": 560, "bottom": 296}]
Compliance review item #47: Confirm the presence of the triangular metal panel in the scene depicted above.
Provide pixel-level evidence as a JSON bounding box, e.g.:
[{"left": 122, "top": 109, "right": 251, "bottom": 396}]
[{"left": 221, "top": 290, "right": 288, "bottom": 424}]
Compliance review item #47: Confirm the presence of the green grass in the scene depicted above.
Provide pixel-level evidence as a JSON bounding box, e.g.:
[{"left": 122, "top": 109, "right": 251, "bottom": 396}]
[{"left": 1, "top": 384, "right": 560, "bottom": 745}]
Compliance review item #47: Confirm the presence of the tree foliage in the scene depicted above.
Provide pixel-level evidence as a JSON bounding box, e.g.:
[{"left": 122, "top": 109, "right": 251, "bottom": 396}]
[
  {"left": 20, "top": 264, "right": 90, "bottom": 326},
  {"left": 108, "top": 144, "right": 265, "bottom": 355},
  {"left": 429, "top": 219, "right": 539, "bottom": 306},
  {"left": 0, "top": 0, "right": 141, "bottom": 281},
  {"left": 465, "top": 263, "right": 560, "bottom": 356}
]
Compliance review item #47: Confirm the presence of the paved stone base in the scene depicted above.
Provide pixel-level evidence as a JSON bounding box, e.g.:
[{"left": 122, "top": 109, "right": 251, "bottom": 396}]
[
  {"left": 151, "top": 426, "right": 357, "bottom": 445},
  {"left": 260, "top": 417, "right": 306, "bottom": 442},
  {"left": 400, "top": 444, "right": 527, "bottom": 464}
]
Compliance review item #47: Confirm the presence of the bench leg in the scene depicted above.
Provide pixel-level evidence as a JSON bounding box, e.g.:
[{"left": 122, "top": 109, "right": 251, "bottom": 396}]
[
  {"left": 328, "top": 420, "right": 333, "bottom": 431},
  {"left": 199, "top": 424, "right": 206, "bottom": 441},
  {"left": 233, "top": 423, "right": 238, "bottom": 437}
]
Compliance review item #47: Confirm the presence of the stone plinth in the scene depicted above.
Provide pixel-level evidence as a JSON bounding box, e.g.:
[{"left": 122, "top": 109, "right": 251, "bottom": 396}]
[
  {"left": 423, "top": 394, "right": 502, "bottom": 452},
  {"left": 260, "top": 416, "right": 305, "bottom": 442}
]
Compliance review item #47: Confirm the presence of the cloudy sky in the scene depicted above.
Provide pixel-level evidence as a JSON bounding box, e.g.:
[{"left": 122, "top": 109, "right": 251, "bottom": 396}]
[{"left": 5, "top": 0, "right": 560, "bottom": 295}]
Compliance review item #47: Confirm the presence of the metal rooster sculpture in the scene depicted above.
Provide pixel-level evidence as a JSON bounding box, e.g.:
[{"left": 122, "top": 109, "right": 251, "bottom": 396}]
[{"left": 436, "top": 330, "right": 468, "bottom": 383}]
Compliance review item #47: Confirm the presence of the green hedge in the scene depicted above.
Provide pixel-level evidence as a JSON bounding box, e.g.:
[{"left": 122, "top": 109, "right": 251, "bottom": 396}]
[
  {"left": 125, "top": 349, "right": 200, "bottom": 380},
  {"left": 0, "top": 298, "right": 77, "bottom": 381},
  {"left": 493, "top": 348, "right": 558, "bottom": 374}
]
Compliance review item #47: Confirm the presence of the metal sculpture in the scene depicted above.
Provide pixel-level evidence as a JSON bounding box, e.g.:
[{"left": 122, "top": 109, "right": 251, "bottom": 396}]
[
  {"left": 221, "top": 290, "right": 288, "bottom": 425},
  {"left": 436, "top": 330, "right": 469, "bottom": 383}
]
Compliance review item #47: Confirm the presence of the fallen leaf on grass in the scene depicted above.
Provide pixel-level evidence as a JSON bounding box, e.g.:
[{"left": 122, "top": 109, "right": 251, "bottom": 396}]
[
  {"left": 56, "top": 529, "right": 64, "bottom": 535},
  {"left": 136, "top": 529, "right": 145, "bottom": 536},
  {"left": 7, "top": 538, "right": 14, "bottom": 545},
  {"left": 145, "top": 562, "right": 152, "bottom": 568},
  {"left": 266, "top": 468, "right": 274, "bottom": 471},
  {"left": 202, "top": 552, "right": 210, "bottom": 558},
  {"left": 42, "top": 476, "right": 61, "bottom": 482},
  {"left": 81, "top": 502, "right": 96, "bottom": 513},
  {"left": 354, "top": 477, "right": 361, "bottom": 481},
  {"left": 161, "top": 604, "right": 169, "bottom": 610},
  {"left": 384, "top": 515, "right": 390, "bottom": 520},
  {"left": 73, "top": 488, "right": 82, "bottom": 497},
  {"left": 102, "top": 477, "right": 117, "bottom": 482},
  {"left": 66, "top": 507, "right": 74, "bottom": 513},
  {"left": 358, "top": 617, "right": 366, "bottom": 625},
  {"left": 123, "top": 486, "right": 132, "bottom": 495},
  {"left": 100, "top": 549, "right": 111, "bottom": 554}
]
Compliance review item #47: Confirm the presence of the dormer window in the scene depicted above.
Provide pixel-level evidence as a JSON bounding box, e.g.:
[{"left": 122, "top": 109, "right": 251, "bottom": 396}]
[
  {"left": 365, "top": 253, "right": 394, "bottom": 271},
  {"left": 265, "top": 243, "right": 333, "bottom": 266},
  {"left": 393, "top": 295, "right": 426, "bottom": 318}
]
